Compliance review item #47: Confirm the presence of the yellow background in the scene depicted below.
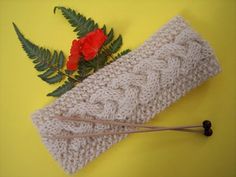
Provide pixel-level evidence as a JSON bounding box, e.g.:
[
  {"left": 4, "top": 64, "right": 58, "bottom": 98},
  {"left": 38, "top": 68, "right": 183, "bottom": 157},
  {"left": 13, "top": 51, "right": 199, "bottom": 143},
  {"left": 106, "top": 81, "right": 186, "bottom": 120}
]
[{"left": 0, "top": 0, "right": 235, "bottom": 177}]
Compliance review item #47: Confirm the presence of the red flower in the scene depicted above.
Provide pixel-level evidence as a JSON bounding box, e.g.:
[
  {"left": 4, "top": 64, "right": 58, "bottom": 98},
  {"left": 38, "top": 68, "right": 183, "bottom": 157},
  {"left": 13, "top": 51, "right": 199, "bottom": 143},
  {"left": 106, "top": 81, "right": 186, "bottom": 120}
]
[
  {"left": 66, "top": 40, "right": 81, "bottom": 71},
  {"left": 81, "top": 42, "right": 98, "bottom": 61},
  {"left": 82, "top": 29, "right": 107, "bottom": 61},
  {"left": 66, "top": 53, "right": 80, "bottom": 71},
  {"left": 70, "top": 39, "right": 83, "bottom": 55},
  {"left": 66, "top": 29, "right": 107, "bottom": 71}
]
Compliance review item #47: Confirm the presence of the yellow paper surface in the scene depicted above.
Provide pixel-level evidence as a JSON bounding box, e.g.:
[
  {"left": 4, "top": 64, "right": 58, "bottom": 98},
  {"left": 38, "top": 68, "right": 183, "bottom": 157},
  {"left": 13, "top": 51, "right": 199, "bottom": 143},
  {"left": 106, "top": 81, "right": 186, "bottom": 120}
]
[{"left": 0, "top": 0, "right": 235, "bottom": 177}]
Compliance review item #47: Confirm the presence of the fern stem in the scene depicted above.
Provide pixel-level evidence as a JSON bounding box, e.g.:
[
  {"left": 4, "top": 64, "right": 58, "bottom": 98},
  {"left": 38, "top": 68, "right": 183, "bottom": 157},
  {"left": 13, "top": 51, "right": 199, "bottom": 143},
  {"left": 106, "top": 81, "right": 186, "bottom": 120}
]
[
  {"left": 102, "top": 46, "right": 116, "bottom": 60},
  {"left": 58, "top": 70, "right": 79, "bottom": 82}
]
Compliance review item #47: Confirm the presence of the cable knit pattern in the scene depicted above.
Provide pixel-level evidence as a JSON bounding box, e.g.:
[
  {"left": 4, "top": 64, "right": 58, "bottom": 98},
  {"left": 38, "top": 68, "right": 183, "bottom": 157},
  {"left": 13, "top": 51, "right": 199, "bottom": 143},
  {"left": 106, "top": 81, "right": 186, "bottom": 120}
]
[{"left": 32, "top": 16, "right": 221, "bottom": 174}]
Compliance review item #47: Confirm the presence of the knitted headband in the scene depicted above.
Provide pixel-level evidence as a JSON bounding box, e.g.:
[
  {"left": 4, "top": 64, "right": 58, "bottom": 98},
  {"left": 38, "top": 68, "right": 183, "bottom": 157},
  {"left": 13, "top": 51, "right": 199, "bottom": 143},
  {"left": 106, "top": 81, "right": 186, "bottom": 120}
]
[{"left": 32, "top": 16, "right": 220, "bottom": 173}]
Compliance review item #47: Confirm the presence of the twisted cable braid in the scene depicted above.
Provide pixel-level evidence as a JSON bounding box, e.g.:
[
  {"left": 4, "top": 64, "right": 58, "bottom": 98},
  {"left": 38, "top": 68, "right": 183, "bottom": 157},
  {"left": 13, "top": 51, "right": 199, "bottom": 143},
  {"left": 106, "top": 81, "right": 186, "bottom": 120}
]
[{"left": 75, "top": 28, "right": 209, "bottom": 121}]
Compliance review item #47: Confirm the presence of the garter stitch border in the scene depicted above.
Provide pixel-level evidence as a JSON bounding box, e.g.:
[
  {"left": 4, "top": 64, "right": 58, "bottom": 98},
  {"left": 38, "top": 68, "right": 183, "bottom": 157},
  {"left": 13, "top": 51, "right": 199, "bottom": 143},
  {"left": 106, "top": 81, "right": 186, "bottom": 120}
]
[{"left": 32, "top": 16, "right": 221, "bottom": 173}]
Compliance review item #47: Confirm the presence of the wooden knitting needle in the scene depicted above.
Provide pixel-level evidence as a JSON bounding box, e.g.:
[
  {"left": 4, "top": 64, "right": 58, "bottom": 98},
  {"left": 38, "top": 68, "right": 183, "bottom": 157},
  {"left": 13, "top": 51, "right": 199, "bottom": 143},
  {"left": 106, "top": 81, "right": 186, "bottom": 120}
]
[
  {"left": 45, "top": 125, "right": 203, "bottom": 139},
  {"left": 54, "top": 116, "right": 200, "bottom": 130},
  {"left": 54, "top": 116, "right": 212, "bottom": 134},
  {"left": 44, "top": 122, "right": 212, "bottom": 139},
  {"left": 47, "top": 116, "right": 213, "bottom": 139}
]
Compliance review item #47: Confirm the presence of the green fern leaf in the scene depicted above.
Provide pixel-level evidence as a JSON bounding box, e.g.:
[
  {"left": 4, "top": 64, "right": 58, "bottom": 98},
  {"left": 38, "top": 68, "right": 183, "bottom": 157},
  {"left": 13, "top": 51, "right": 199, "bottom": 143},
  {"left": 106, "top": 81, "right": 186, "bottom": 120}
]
[
  {"left": 54, "top": 6, "right": 98, "bottom": 37},
  {"left": 65, "top": 69, "right": 75, "bottom": 75},
  {"left": 50, "top": 51, "right": 58, "bottom": 65},
  {"left": 41, "top": 73, "right": 64, "bottom": 84},
  {"left": 114, "top": 49, "right": 131, "bottom": 59},
  {"left": 104, "top": 28, "right": 114, "bottom": 45},
  {"left": 58, "top": 51, "right": 65, "bottom": 69},
  {"left": 13, "top": 23, "right": 75, "bottom": 93},
  {"left": 78, "top": 58, "right": 94, "bottom": 78},
  {"left": 47, "top": 80, "right": 75, "bottom": 97},
  {"left": 101, "top": 25, "right": 106, "bottom": 34},
  {"left": 92, "top": 51, "right": 108, "bottom": 70},
  {"left": 35, "top": 61, "right": 48, "bottom": 71},
  {"left": 109, "top": 35, "right": 122, "bottom": 53},
  {"left": 38, "top": 68, "right": 55, "bottom": 79},
  {"left": 13, "top": 23, "right": 73, "bottom": 90},
  {"left": 13, "top": 23, "right": 38, "bottom": 59},
  {"left": 106, "top": 49, "right": 131, "bottom": 65}
]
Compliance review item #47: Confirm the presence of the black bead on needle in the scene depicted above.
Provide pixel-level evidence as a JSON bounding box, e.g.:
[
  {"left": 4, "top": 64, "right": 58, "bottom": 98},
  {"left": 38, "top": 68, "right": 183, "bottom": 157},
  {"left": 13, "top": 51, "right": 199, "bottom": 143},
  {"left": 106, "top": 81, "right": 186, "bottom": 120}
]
[{"left": 203, "top": 120, "right": 213, "bottom": 136}]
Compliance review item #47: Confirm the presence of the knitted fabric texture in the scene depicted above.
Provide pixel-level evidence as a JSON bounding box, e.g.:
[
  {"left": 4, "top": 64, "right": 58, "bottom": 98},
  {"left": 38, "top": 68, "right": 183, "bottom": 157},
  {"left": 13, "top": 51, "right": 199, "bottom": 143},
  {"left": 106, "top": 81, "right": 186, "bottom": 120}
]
[{"left": 32, "top": 16, "right": 221, "bottom": 174}]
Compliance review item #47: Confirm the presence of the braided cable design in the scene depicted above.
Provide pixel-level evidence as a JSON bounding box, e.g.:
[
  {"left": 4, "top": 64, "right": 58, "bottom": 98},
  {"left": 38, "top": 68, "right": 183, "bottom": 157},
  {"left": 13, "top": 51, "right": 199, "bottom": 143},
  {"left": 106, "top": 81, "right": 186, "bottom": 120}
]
[{"left": 71, "top": 28, "right": 212, "bottom": 121}]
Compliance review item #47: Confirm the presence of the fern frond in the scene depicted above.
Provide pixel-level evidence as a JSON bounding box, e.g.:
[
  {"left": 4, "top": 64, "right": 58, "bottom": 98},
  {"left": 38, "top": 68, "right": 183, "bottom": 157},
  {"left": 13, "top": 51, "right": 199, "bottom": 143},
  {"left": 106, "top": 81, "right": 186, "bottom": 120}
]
[
  {"left": 106, "top": 49, "right": 131, "bottom": 65},
  {"left": 101, "top": 25, "right": 106, "bottom": 34},
  {"left": 54, "top": 6, "right": 98, "bottom": 37},
  {"left": 114, "top": 49, "right": 131, "bottom": 59},
  {"left": 13, "top": 23, "right": 77, "bottom": 96},
  {"left": 47, "top": 80, "right": 75, "bottom": 97},
  {"left": 13, "top": 23, "right": 66, "bottom": 84},
  {"left": 109, "top": 35, "right": 122, "bottom": 53},
  {"left": 104, "top": 28, "right": 114, "bottom": 45}
]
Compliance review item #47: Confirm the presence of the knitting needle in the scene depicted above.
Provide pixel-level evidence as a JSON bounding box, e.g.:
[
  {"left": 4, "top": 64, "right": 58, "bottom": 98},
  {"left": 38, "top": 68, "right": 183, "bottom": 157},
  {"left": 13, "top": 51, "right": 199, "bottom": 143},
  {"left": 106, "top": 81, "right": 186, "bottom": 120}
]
[
  {"left": 54, "top": 115, "right": 201, "bottom": 131},
  {"left": 44, "top": 123, "right": 211, "bottom": 139},
  {"left": 46, "top": 117, "right": 212, "bottom": 139}
]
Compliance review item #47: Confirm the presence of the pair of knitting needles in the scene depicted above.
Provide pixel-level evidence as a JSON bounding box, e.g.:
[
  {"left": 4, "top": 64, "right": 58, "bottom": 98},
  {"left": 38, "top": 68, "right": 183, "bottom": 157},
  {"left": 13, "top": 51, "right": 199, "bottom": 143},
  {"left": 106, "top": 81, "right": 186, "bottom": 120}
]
[{"left": 48, "top": 116, "right": 213, "bottom": 139}]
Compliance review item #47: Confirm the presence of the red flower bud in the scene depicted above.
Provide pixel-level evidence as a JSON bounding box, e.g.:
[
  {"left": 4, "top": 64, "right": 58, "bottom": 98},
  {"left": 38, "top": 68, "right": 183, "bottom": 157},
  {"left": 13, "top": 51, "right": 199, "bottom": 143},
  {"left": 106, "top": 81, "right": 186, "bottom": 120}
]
[
  {"left": 66, "top": 29, "right": 107, "bottom": 71},
  {"left": 66, "top": 54, "right": 80, "bottom": 71},
  {"left": 81, "top": 42, "right": 98, "bottom": 61},
  {"left": 66, "top": 60, "right": 78, "bottom": 71}
]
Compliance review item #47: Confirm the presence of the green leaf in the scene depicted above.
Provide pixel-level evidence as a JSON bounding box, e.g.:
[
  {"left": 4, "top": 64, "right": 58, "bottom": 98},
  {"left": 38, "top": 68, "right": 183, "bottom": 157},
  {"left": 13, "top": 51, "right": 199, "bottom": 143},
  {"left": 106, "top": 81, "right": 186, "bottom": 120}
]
[
  {"left": 47, "top": 80, "right": 75, "bottom": 97},
  {"left": 106, "top": 49, "right": 131, "bottom": 65},
  {"left": 92, "top": 51, "right": 108, "bottom": 70},
  {"left": 13, "top": 23, "right": 37, "bottom": 59},
  {"left": 109, "top": 35, "right": 122, "bottom": 53},
  {"left": 104, "top": 28, "right": 114, "bottom": 45},
  {"left": 13, "top": 23, "right": 76, "bottom": 96},
  {"left": 42, "top": 73, "right": 63, "bottom": 84},
  {"left": 65, "top": 69, "right": 75, "bottom": 75},
  {"left": 54, "top": 6, "right": 98, "bottom": 37},
  {"left": 38, "top": 68, "right": 55, "bottom": 79},
  {"left": 101, "top": 25, "right": 106, "bottom": 34},
  {"left": 78, "top": 58, "right": 94, "bottom": 78},
  {"left": 58, "top": 51, "right": 65, "bottom": 69},
  {"left": 45, "top": 49, "right": 51, "bottom": 60},
  {"left": 35, "top": 62, "right": 48, "bottom": 71},
  {"left": 33, "top": 59, "right": 40, "bottom": 64},
  {"left": 114, "top": 49, "right": 131, "bottom": 59},
  {"left": 50, "top": 51, "right": 58, "bottom": 65}
]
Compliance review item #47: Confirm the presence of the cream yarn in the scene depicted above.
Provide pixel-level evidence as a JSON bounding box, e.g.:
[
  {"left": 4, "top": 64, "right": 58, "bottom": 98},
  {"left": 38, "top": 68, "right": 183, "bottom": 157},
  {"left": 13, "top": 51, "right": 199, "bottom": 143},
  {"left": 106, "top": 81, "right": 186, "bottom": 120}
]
[{"left": 32, "top": 16, "right": 221, "bottom": 173}]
